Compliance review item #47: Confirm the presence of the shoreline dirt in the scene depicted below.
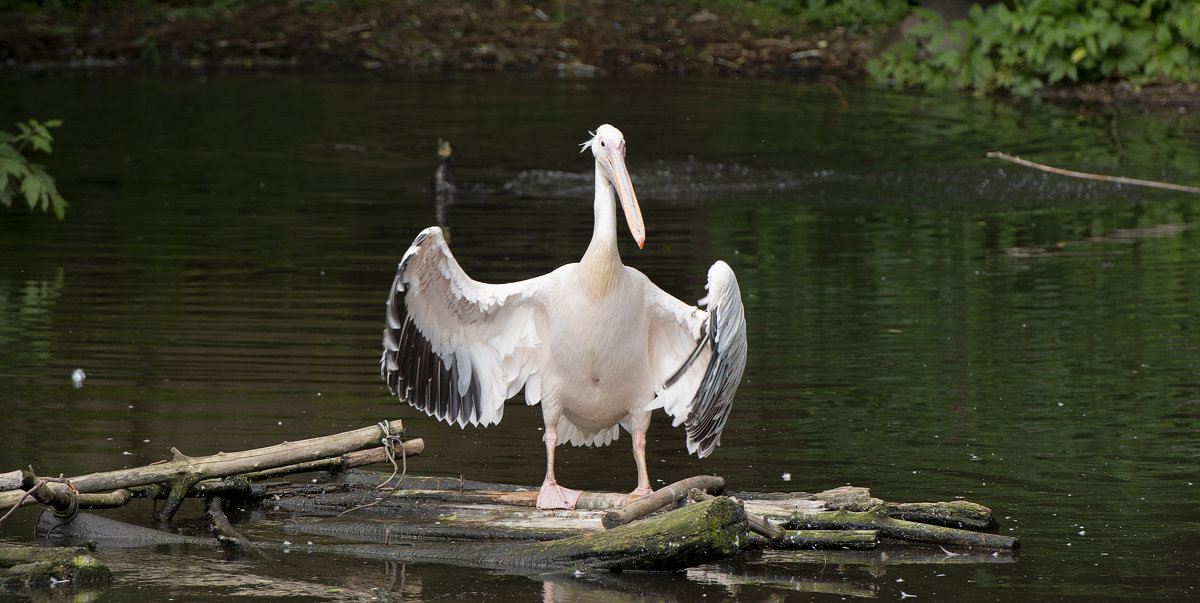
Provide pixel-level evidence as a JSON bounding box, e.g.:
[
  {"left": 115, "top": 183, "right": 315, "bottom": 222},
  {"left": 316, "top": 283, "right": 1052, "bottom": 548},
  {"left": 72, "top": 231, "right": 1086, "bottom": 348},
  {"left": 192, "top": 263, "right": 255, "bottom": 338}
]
[
  {"left": 2, "top": 1, "right": 1198, "bottom": 109},
  {"left": 1, "top": 2, "right": 868, "bottom": 78}
]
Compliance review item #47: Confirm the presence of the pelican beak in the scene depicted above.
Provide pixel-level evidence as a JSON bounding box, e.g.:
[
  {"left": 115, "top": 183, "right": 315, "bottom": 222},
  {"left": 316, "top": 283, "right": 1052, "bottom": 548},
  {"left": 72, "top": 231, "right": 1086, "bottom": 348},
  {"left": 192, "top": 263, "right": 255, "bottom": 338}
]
[{"left": 597, "top": 142, "right": 645, "bottom": 249}]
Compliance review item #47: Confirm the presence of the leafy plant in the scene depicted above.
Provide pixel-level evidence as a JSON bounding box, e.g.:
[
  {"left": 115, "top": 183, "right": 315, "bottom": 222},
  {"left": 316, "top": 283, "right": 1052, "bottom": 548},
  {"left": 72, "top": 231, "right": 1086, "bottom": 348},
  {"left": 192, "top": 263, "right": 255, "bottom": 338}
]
[
  {"left": 760, "top": 0, "right": 913, "bottom": 30},
  {"left": 0, "top": 119, "right": 68, "bottom": 220},
  {"left": 869, "top": 0, "right": 1200, "bottom": 95}
]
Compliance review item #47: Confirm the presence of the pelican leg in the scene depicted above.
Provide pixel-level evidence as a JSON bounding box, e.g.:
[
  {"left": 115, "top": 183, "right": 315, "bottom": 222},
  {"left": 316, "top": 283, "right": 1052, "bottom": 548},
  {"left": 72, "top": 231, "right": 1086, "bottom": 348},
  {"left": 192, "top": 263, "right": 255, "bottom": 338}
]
[
  {"left": 536, "top": 423, "right": 582, "bottom": 510},
  {"left": 630, "top": 429, "right": 653, "bottom": 496}
]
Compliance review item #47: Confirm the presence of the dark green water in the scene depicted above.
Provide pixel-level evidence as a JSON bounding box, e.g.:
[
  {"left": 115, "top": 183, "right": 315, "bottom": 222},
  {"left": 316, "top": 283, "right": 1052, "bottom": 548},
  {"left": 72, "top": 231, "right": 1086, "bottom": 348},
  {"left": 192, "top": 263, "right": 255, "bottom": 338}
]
[{"left": 1, "top": 72, "right": 1198, "bottom": 601}]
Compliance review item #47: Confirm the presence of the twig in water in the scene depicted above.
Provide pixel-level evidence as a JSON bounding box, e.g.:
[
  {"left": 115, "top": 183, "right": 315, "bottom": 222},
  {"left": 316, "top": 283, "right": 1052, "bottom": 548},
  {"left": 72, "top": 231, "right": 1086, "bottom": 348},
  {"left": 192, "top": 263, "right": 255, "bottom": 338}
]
[{"left": 986, "top": 152, "right": 1200, "bottom": 194}]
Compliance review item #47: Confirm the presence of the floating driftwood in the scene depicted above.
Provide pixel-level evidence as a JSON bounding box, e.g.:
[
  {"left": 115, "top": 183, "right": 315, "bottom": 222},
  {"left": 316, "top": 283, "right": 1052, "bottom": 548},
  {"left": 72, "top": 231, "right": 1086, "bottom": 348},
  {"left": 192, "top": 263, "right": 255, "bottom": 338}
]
[{"left": 5, "top": 420, "right": 1017, "bottom": 586}]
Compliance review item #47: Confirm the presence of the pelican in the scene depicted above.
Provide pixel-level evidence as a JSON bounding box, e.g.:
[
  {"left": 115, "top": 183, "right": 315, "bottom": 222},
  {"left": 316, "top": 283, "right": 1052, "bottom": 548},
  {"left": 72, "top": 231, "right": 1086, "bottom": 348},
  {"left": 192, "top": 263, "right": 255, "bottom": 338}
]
[{"left": 381, "top": 124, "right": 747, "bottom": 509}]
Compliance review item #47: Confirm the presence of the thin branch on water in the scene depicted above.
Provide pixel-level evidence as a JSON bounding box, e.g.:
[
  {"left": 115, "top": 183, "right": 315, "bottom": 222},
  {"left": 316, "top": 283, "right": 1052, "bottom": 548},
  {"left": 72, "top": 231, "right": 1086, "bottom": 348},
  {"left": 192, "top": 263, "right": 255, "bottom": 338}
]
[{"left": 986, "top": 151, "right": 1200, "bottom": 194}]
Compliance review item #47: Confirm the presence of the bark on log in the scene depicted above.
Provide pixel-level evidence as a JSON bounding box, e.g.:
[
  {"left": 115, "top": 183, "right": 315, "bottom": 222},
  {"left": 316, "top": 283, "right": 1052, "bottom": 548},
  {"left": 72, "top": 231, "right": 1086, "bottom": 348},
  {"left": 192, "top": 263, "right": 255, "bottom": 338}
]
[
  {"left": 0, "top": 470, "right": 23, "bottom": 492},
  {"left": 0, "top": 420, "right": 417, "bottom": 520},
  {"left": 601, "top": 475, "right": 725, "bottom": 528}
]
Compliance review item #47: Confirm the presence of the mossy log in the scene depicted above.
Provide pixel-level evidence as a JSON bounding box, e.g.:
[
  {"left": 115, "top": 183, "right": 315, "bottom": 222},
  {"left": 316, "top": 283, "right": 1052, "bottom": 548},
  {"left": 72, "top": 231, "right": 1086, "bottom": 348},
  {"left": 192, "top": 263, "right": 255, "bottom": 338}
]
[
  {"left": 0, "top": 544, "right": 112, "bottom": 586},
  {"left": 779, "top": 506, "right": 1017, "bottom": 550},
  {"left": 737, "top": 486, "right": 1012, "bottom": 549},
  {"left": 272, "top": 496, "right": 749, "bottom": 572}
]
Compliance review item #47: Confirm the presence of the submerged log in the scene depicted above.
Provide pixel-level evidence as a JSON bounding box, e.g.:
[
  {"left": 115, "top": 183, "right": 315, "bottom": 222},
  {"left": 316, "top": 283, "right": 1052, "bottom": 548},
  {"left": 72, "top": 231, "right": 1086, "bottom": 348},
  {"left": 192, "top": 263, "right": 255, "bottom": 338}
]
[
  {"left": 36, "top": 510, "right": 214, "bottom": 546},
  {"left": 0, "top": 544, "right": 112, "bottom": 586}
]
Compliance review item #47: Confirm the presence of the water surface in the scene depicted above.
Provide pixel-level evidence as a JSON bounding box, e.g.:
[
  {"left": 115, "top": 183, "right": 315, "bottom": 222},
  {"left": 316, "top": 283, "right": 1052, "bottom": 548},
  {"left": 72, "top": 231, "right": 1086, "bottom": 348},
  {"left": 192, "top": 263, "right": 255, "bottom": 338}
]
[{"left": 1, "top": 73, "right": 1198, "bottom": 601}]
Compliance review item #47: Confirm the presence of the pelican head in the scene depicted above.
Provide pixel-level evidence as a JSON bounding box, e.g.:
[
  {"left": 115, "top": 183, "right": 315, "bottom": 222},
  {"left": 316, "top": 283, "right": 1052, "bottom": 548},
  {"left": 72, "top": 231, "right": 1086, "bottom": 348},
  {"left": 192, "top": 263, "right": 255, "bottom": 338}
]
[{"left": 583, "top": 124, "right": 645, "bottom": 249}]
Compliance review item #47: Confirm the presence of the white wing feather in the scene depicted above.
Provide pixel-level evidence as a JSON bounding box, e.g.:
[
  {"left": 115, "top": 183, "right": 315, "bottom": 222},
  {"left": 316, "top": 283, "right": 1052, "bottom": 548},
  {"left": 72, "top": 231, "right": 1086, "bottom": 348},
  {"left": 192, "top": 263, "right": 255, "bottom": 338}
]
[{"left": 381, "top": 226, "right": 553, "bottom": 428}]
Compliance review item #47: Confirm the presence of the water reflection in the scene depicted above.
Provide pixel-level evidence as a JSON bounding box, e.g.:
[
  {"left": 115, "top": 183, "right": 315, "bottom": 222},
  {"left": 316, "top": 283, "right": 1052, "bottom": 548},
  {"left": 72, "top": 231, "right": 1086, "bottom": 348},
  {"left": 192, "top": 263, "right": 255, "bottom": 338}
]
[{"left": 1, "top": 73, "right": 1199, "bottom": 601}]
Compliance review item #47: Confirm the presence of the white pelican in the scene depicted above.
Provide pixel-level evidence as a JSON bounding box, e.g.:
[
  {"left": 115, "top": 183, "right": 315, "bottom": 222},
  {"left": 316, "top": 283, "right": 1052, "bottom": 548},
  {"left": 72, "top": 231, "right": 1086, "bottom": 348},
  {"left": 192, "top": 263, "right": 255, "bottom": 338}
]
[{"left": 381, "top": 124, "right": 747, "bottom": 509}]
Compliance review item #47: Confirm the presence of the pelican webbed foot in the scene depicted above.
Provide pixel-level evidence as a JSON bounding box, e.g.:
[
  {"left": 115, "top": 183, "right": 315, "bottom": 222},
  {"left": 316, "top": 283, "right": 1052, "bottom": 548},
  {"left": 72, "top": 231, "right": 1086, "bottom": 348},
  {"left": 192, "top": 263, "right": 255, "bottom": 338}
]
[{"left": 536, "top": 480, "right": 583, "bottom": 510}]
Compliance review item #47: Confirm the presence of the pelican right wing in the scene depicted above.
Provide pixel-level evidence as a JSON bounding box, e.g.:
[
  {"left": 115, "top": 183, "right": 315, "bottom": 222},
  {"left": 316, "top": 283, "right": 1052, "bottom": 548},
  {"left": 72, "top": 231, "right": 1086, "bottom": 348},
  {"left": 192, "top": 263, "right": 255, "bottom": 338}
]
[
  {"left": 381, "top": 226, "right": 553, "bottom": 428},
  {"left": 644, "top": 260, "right": 748, "bottom": 458}
]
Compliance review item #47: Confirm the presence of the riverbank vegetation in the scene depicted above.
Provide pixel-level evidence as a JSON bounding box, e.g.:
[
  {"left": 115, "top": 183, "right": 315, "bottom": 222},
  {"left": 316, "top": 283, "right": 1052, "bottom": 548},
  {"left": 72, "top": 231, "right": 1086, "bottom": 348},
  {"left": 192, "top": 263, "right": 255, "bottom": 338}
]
[
  {"left": 2, "top": 1, "right": 1198, "bottom": 104},
  {"left": 0, "top": 119, "right": 67, "bottom": 220}
]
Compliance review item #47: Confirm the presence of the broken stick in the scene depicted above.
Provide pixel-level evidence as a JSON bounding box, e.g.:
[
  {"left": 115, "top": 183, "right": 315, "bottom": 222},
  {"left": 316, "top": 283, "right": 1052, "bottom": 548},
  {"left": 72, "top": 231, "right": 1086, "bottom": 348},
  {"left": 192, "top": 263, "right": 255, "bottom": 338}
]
[
  {"left": 986, "top": 151, "right": 1200, "bottom": 194},
  {"left": 601, "top": 475, "right": 725, "bottom": 529}
]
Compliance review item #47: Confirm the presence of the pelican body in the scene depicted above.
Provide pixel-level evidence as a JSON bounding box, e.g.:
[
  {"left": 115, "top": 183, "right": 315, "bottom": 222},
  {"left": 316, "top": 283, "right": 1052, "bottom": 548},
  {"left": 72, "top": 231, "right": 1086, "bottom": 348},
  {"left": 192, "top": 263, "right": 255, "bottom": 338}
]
[{"left": 381, "top": 125, "right": 747, "bottom": 509}]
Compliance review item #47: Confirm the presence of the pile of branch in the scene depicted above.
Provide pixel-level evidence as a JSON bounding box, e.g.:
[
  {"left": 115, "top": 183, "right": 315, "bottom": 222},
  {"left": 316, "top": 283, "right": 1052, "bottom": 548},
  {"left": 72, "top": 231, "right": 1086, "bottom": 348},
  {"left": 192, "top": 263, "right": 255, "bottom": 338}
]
[
  {"left": 2, "top": 419, "right": 1017, "bottom": 581},
  {"left": 0, "top": 419, "right": 423, "bottom": 523}
]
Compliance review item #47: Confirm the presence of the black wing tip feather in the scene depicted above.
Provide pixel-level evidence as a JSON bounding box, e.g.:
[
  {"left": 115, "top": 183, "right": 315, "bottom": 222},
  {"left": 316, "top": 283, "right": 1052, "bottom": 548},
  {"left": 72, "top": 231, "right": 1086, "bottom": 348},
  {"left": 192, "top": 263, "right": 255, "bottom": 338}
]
[
  {"left": 683, "top": 271, "right": 746, "bottom": 459},
  {"left": 381, "top": 243, "right": 484, "bottom": 428}
]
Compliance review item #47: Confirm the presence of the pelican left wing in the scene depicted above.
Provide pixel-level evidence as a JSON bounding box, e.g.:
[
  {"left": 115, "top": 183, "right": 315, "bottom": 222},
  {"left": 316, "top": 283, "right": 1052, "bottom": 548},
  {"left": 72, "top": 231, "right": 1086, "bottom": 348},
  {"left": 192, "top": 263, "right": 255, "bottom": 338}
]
[
  {"left": 644, "top": 260, "right": 748, "bottom": 457},
  {"left": 381, "top": 226, "right": 553, "bottom": 428}
]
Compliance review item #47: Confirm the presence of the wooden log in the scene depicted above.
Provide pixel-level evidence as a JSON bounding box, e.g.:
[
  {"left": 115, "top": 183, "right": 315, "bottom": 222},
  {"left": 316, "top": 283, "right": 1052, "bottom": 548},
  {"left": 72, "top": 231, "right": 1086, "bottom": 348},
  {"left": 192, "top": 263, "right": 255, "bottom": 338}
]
[
  {"left": 238, "top": 440, "right": 425, "bottom": 482},
  {"left": 0, "top": 420, "right": 413, "bottom": 520},
  {"left": 0, "top": 544, "right": 112, "bottom": 586},
  {"left": 601, "top": 475, "right": 725, "bottom": 528},
  {"left": 779, "top": 506, "right": 1018, "bottom": 550},
  {"left": 885, "top": 500, "right": 995, "bottom": 530}
]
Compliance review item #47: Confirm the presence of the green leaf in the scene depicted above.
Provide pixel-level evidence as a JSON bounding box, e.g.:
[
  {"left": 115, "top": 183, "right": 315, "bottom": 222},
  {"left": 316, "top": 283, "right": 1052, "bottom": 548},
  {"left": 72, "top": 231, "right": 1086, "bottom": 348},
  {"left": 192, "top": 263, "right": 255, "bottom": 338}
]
[
  {"left": 1071, "top": 46, "right": 1088, "bottom": 64},
  {"left": 21, "top": 172, "right": 44, "bottom": 210}
]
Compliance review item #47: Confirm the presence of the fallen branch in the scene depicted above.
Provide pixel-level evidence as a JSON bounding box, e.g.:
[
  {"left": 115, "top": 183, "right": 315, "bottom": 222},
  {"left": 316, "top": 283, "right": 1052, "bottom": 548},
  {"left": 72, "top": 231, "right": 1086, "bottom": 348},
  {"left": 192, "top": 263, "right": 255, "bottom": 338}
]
[
  {"left": 986, "top": 151, "right": 1200, "bottom": 194},
  {"left": 206, "top": 496, "right": 267, "bottom": 557},
  {"left": 601, "top": 475, "right": 725, "bottom": 528}
]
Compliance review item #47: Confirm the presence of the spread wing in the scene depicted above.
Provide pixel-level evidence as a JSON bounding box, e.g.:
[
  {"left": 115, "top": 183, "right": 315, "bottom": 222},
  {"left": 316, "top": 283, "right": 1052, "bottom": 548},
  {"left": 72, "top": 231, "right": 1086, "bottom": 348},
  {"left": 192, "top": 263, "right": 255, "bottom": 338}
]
[
  {"left": 381, "top": 226, "right": 554, "bottom": 428},
  {"left": 644, "top": 260, "right": 748, "bottom": 457}
]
